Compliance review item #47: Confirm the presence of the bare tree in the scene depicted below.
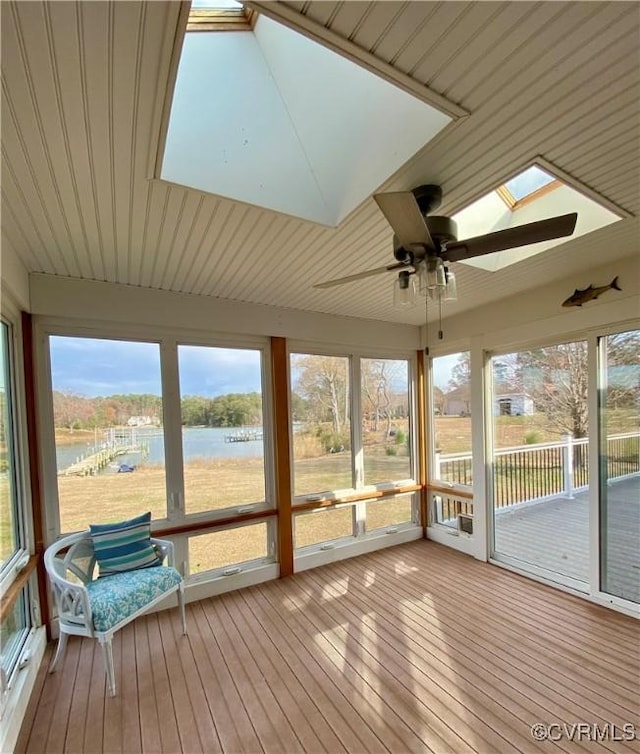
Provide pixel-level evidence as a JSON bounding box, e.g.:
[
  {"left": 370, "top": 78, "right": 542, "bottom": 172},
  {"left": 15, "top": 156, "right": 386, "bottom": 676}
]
[
  {"left": 291, "top": 355, "right": 349, "bottom": 433},
  {"left": 508, "top": 343, "right": 588, "bottom": 438},
  {"left": 361, "top": 359, "right": 402, "bottom": 435}
]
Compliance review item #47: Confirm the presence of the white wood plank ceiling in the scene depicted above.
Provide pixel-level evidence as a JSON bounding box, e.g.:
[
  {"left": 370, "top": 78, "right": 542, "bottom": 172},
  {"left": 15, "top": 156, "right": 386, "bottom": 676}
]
[{"left": 2, "top": 1, "right": 638, "bottom": 326}]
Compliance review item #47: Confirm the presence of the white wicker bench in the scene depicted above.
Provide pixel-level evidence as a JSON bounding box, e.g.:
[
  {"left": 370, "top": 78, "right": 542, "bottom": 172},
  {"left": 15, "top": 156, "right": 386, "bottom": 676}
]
[{"left": 44, "top": 530, "right": 186, "bottom": 696}]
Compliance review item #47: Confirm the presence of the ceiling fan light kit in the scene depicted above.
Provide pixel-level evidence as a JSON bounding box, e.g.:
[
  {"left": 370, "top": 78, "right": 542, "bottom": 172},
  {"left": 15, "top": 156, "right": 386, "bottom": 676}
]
[
  {"left": 393, "top": 270, "right": 418, "bottom": 307},
  {"left": 315, "top": 183, "right": 577, "bottom": 319}
]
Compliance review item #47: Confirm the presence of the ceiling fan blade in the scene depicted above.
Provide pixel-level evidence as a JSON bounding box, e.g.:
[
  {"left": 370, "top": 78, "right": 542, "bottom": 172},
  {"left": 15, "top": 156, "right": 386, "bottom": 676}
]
[
  {"left": 314, "top": 262, "right": 407, "bottom": 289},
  {"left": 374, "top": 192, "right": 436, "bottom": 252},
  {"left": 442, "top": 212, "right": 578, "bottom": 263}
]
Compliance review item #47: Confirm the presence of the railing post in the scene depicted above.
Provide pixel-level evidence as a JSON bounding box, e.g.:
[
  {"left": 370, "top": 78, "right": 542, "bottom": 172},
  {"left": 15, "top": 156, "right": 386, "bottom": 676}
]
[
  {"left": 433, "top": 451, "right": 443, "bottom": 522},
  {"left": 563, "top": 433, "right": 574, "bottom": 498}
]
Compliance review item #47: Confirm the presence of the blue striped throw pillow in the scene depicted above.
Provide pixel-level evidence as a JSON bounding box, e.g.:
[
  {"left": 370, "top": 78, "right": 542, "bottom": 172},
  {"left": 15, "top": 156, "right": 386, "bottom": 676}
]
[{"left": 90, "top": 512, "right": 161, "bottom": 577}]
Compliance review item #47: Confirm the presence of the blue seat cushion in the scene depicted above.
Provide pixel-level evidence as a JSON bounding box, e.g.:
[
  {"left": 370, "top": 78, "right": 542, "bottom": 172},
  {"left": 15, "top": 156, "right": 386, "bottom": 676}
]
[{"left": 85, "top": 566, "right": 182, "bottom": 632}]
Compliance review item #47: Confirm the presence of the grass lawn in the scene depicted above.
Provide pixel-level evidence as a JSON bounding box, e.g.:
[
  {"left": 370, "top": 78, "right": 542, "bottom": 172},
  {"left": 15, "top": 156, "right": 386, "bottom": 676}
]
[
  {"left": 57, "top": 452, "right": 417, "bottom": 574},
  {"left": 46, "top": 413, "right": 640, "bottom": 574}
]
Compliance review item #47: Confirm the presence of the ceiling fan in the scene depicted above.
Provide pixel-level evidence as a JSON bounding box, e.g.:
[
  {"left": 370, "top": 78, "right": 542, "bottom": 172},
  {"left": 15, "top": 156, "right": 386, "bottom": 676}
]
[{"left": 314, "top": 185, "right": 578, "bottom": 301}]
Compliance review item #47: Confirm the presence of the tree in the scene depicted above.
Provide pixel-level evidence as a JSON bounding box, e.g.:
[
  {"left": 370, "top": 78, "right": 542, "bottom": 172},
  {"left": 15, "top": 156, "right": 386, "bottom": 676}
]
[
  {"left": 513, "top": 343, "right": 588, "bottom": 438},
  {"left": 291, "top": 355, "right": 349, "bottom": 433},
  {"left": 433, "top": 385, "right": 445, "bottom": 416},
  {"left": 362, "top": 360, "right": 391, "bottom": 433},
  {"left": 361, "top": 359, "right": 407, "bottom": 435},
  {"left": 448, "top": 352, "right": 471, "bottom": 392},
  {"left": 605, "top": 330, "right": 640, "bottom": 410},
  {"left": 52, "top": 391, "right": 95, "bottom": 430}
]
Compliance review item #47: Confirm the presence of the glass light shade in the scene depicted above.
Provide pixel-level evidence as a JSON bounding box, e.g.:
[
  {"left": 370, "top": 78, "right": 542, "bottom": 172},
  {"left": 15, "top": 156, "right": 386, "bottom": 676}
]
[
  {"left": 417, "top": 264, "right": 428, "bottom": 295},
  {"left": 443, "top": 268, "right": 458, "bottom": 301},
  {"left": 393, "top": 272, "right": 417, "bottom": 307},
  {"left": 426, "top": 258, "right": 439, "bottom": 289}
]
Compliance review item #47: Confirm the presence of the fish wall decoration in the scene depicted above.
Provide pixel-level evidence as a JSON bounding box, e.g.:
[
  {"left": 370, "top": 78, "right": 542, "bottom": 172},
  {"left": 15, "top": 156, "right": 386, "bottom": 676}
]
[{"left": 562, "top": 277, "right": 621, "bottom": 307}]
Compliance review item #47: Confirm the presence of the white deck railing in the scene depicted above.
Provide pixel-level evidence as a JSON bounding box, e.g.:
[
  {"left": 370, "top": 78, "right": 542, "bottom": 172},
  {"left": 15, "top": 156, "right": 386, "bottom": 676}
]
[{"left": 435, "top": 432, "right": 640, "bottom": 509}]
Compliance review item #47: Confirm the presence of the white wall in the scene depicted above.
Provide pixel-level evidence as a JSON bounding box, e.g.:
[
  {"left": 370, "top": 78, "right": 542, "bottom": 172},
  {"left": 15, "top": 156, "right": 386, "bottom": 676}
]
[
  {"left": 1, "top": 243, "right": 30, "bottom": 311},
  {"left": 29, "top": 274, "right": 421, "bottom": 351},
  {"left": 427, "top": 253, "right": 640, "bottom": 352}
]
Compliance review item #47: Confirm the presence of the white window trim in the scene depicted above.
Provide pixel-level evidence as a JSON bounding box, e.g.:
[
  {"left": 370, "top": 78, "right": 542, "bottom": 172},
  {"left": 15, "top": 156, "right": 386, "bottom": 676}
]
[{"left": 33, "top": 316, "right": 274, "bottom": 541}]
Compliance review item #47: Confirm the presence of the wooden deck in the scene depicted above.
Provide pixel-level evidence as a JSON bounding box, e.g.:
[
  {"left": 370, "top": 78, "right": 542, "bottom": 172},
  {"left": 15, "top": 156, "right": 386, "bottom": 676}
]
[
  {"left": 17, "top": 541, "right": 639, "bottom": 754},
  {"left": 494, "top": 476, "right": 640, "bottom": 601}
]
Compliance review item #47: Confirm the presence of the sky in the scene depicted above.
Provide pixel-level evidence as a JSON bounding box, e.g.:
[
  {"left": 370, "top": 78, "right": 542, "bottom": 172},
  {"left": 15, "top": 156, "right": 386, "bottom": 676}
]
[
  {"left": 504, "top": 165, "right": 554, "bottom": 200},
  {"left": 49, "top": 336, "right": 461, "bottom": 397},
  {"left": 49, "top": 337, "right": 262, "bottom": 398}
]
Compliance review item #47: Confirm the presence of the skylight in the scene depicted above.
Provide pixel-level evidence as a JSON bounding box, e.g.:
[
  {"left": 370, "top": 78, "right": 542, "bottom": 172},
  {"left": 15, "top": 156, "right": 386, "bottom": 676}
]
[
  {"left": 191, "top": 0, "right": 242, "bottom": 7},
  {"left": 161, "top": 14, "right": 451, "bottom": 226},
  {"left": 452, "top": 163, "right": 621, "bottom": 272},
  {"left": 187, "top": 0, "right": 252, "bottom": 31},
  {"left": 503, "top": 165, "right": 556, "bottom": 203}
]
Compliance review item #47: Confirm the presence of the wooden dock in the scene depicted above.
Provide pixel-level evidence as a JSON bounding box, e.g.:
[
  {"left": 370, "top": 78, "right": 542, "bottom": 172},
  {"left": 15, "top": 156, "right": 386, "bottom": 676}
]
[
  {"left": 224, "top": 431, "right": 263, "bottom": 443},
  {"left": 58, "top": 446, "right": 142, "bottom": 477}
]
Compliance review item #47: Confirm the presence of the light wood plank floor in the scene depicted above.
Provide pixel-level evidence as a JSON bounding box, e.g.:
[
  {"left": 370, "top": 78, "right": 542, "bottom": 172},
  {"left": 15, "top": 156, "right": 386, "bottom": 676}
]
[{"left": 17, "top": 541, "right": 640, "bottom": 754}]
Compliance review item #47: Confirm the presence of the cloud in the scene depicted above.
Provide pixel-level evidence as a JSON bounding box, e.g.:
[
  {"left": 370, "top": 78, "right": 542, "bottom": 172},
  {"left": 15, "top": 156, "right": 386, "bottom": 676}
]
[
  {"left": 49, "top": 337, "right": 262, "bottom": 398},
  {"left": 178, "top": 345, "right": 262, "bottom": 396}
]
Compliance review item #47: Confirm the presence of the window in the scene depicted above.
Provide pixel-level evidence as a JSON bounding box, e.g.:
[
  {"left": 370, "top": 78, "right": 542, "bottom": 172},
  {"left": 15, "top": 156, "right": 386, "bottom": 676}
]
[
  {"left": 0, "top": 591, "right": 29, "bottom": 691},
  {"left": 290, "top": 350, "right": 418, "bottom": 556},
  {"left": 178, "top": 345, "right": 267, "bottom": 515},
  {"left": 365, "top": 494, "right": 414, "bottom": 532},
  {"left": 290, "top": 353, "right": 352, "bottom": 497},
  {"left": 361, "top": 358, "right": 411, "bottom": 485},
  {"left": 49, "top": 336, "right": 166, "bottom": 532},
  {"left": 366, "top": 495, "right": 414, "bottom": 531},
  {"left": 188, "top": 522, "right": 271, "bottom": 575},
  {"left": 294, "top": 506, "right": 355, "bottom": 550},
  {"left": 0, "top": 319, "right": 31, "bottom": 692},
  {"left": 431, "top": 351, "right": 472, "bottom": 486},
  {"left": 502, "top": 165, "right": 557, "bottom": 205},
  {"left": 187, "top": 0, "right": 254, "bottom": 31},
  {"left": 452, "top": 161, "right": 621, "bottom": 273},
  {"left": 0, "top": 322, "right": 20, "bottom": 568}
]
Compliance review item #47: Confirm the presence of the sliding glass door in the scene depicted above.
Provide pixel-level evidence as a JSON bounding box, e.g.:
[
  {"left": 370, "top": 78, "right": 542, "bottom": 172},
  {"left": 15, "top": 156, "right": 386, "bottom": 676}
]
[
  {"left": 488, "top": 329, "right": 639, "bottom": 604},
  {"left": 490, "top": 340, "right": 590, "bottom": 587},
  {"left": 598, "top": 329, "right": 640, "bottom": 604}
]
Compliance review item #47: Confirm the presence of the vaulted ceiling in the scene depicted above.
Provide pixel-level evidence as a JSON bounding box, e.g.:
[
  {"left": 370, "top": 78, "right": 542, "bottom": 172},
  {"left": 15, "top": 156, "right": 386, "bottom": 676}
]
[{"left": 2, "top": 1, "right": 638, "bottom": 326}]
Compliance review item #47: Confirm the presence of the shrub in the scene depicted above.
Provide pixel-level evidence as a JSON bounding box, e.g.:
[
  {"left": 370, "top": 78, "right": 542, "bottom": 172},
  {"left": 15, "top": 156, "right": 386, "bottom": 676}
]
[
  {"left": 395, "top": 429, "right": 406, "bottom": 445},
  {"left": 524, "top": 431, "right": 542, "bottom": 445},
  {"left": 385, "top": 446, "right": 397, "bottom": 456},
  {"left": 317, "top": 430, "right": 350, "bottom": 454}
]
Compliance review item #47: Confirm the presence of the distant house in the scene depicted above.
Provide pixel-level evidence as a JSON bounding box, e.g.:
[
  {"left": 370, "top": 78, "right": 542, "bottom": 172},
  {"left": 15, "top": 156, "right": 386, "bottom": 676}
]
[
  {"left": 127, "top": 415, "right": 155, "bottom": 427},
  {"left": 494, "top": 393, "right": 534, "bottom": 416},
  {"left": 442, "top": 386, "right": 471, "bottom": 416}
]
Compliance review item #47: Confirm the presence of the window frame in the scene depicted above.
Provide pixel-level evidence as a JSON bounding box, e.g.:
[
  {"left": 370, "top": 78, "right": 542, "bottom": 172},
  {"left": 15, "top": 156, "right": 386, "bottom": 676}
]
[
  {"left": 38, "top": 328, "right": 170, "bottom": 538},
  {"left": 175, "top": 338, "right": 275, "bottom": 525},
  {"left": 0, "top": 310, "right": 36, "bottom": 704},
  {"left": 185, "top": 516, "right": 276, "bottom": 581},
  {"left": 35, "top": 320, "right": 274, "bottom": 540},
  {"left": 288, "top": 342, "right": 419, "bottom": 561},
  {"left": 187, "top": 4, "right": 256, "bottom": 32},
  {"left": 289, "top": 343, "right": 418, "bottom": 506},
  {"left": 0, "top": 317, "right": 30, "bottom": 591}
]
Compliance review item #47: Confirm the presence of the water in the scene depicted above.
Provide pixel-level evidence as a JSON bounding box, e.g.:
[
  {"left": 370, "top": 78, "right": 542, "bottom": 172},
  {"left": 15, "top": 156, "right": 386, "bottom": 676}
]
[{"left": 56, "top": 426, "right": 264, "bottom": 472}]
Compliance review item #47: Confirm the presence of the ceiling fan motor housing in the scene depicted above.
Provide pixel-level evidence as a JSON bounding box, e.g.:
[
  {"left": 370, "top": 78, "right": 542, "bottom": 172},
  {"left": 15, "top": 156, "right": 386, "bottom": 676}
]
[{"left": 426, "top": 216, "right": 458, "bottom": 245}]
